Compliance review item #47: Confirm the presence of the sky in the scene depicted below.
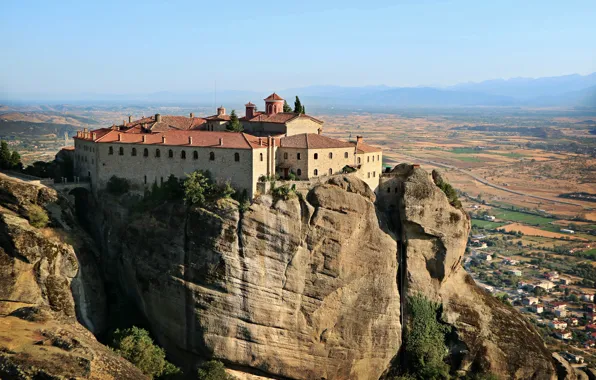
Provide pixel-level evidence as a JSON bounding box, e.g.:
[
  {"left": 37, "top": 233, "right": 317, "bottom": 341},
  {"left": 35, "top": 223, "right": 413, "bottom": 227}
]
[{"left": 1, "top": 0, "right": 595, "bottom": 97}]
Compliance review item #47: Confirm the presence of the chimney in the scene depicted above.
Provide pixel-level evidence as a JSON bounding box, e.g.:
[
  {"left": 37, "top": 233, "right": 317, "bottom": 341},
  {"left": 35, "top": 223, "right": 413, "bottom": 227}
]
[
  {"left": 123, "top": 120, "right": 127, "bottom": 126},
  {"left": 83, "top": 128, "right": 88, "bottom": 133},
  {"left": 162, "top": 135, "right": 166, "bottom": 144},
  {"left": 155, "top": 113, "right": 162, "bottom": 122},
  {"left": 188, "top": 136, "right": 193, "bottom": 145},
  {"left": 271, "top": 137, "right": 275, "bottom": 147},
  {"left": 92, "top": 132, "right": 97, "bottom": 140},
  {"left": 128, "top": 115, "right": 133, "bottom": 123},
  {"left": 142, "top": 135, "right": 146, "bottom": 143},
  {"left": 245, "top": 102, "right": 255, "bottom": 119},
  {"left": 217, "top": 106, "right": 225, "bottom": 116},
  {"left": 219, "top": 138, "right": 223, "bottom": 146},
  {"left": 190, "top": 112, "right": 194, "bottom": 118},
  {"left": 356, "top": 135, "right": 363, "bottom": 144},
  {"left": 118, "top": 133, "right": 122, "bottom": 141}
]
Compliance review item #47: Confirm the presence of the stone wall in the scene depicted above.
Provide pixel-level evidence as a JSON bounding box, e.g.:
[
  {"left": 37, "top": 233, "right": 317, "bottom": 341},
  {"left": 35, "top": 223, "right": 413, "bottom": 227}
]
[{"left": 285, "top": 118, "right": 322, "bottom": 135}]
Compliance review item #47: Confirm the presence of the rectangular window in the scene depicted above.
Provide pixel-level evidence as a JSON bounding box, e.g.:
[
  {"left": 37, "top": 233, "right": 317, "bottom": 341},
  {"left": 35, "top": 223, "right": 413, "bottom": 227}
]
[
  {"left": 297, "top": 153, "right": 301, "bottom": 160},
  {"left": 367, "top": 172, "right": 370, "bottom": 178}
]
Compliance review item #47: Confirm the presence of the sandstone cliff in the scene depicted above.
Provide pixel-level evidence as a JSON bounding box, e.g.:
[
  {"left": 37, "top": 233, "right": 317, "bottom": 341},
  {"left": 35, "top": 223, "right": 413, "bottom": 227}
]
[{"left": 0, "top": 174, "right": 145, "bottom": 379}]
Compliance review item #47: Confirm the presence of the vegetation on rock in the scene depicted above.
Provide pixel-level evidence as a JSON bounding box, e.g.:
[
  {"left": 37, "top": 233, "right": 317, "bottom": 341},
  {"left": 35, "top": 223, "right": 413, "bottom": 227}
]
[
  {"left": 27, "top": 204, "right": 49, "bottom": 228},
  {"left": 197, "top": 360, "right": 236, "bottom": 380},
  {"left": 111, "top": 326, "right": 181, "bottom": 379},
  {"left": 107, "top": 175, "right": 131, "bottom": 195},
  {"left": 184, "top": 170, "right": 234, "bottom": 206},
  {"left": 0, "top": 140, "right": 22, "bottom": 170},
  {"left": 432, "top": 170, "right": 462, "bottom": 208}
]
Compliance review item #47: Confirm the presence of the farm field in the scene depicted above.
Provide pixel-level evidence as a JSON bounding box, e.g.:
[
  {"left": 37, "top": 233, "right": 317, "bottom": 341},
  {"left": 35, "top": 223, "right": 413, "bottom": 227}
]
[{"left": 498, "top": 223, "right": 588, "bottom": 241}]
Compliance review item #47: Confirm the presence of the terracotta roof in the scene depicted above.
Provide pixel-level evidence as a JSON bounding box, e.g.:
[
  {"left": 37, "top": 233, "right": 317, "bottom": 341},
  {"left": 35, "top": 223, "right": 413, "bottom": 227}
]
[
  {"left": 243, "top": 112, "right": 323, "bottom": 125},
  {"left": 75, "top": 129, "right": 270, "bottom": 150},
  {"left": 264, "top": 92, "right": 284, "bottom": 101},
  {"left": 245, "top": 102, "right": 256, "bottom": 107},
  {"left": 124, "top": 115, "right": 206, "bottom": 131},
  {"left": 61, "top": 146, "right": 75, "bottom": 151},
  {"left": 280, "top": 133, "right": 354, "bottom": 149},
  {"left": 205, "top": 114, "right": 232, "bottom": 121},
  {"left": 355, "top": 141, "right": 382, "bottom": 153}
]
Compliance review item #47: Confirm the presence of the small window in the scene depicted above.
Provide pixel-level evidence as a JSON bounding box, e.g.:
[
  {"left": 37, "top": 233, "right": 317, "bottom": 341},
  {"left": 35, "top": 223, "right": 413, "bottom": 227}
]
[
  {"left": 297, "top": 153, "right": 301, "bottom": 160},
  {"left": 395, "top": 187, "right": 398, "bottom": 193},
  {"left": 169, "top": 149, "right": 173, "bottom": 158},
  {"left": 344, "top": 152, "right": 348, "bottom": 158},
  {"left": 109, "top": 146, "right": 113, "bottom": 155},
  {"left": 119, "top": 147, "right": 124, "bottom": 155},
  {"left": 357, "top": 157, "right": 361, "bottom": 164},
  {"left": 314, "top": 153, "right": 318, "bottom": 160},
  {"left": 367, "top": 156, "right": 370, "bottom": 163},
  {"left": 259, "top": 153, "right": 263, "bottom": 162},
  {"left": 132, "top": 148, "right": 137, "bottom": 156},
  {"left": 144, "top": 175, "right": 147, "bottom": 184},
  {"left": 314, "top": 169, "right": 318, "bottom": 176},
  {"left": 377, "top": 155, "right": 380, "bottom": 161},
  {"left": 181, "top": 150, "right": 186, "bottom": 159},
  {"left": 297, "top": 168, "right": 302, "bottom": 176},
  {"left": 156, "top": 149, "right": 161, "bottom": 158},
  {"left": 372, "top": 156, "right": 375, "bottom": 162},
  {"left": 144, "top": 148, "right": 149, "bottom": 157},
  {"left": 373, "top": 171, "right": 376, "bottom": 177},
  {"left": 284, "top": 152, "right": 288, "bottom": 159},
  {"left": 234, "top": 152, "right": 240, "bottom": 162},
  {"left": 329, "top": 152, "right": 333, "bottom": 159},
  {"left": 387, "top": 187, "right": 391, "bottom": 193},
  {"left": 329, "top": 168, "right": 332, "bottom": 175},
  {"left": 193, "top": 151, "right": 198, "bottom": 160},
  {"left": 367, "top": 172, "right": 370, "bottom": 178},
  {"left": 210, "top": 152, "right": 215, "bottom": 161}
]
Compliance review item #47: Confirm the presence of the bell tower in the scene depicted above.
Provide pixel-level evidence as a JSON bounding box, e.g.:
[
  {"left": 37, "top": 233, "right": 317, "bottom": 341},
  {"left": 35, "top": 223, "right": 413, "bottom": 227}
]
[{"left": 264, "top": 93, "right": 284, "bottom": 115}]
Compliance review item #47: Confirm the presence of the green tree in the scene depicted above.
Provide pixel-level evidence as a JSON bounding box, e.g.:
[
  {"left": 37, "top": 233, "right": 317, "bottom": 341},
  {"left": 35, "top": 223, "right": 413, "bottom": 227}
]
[
  {"left": 0, "top": 140, "right": 11, "bottom": 169},
  {"left": 197, "top": 360, "right": 236, "bottom": 380},
  {"left": 226, "top": 110, "right": 243, "bottom": 132},
  {"left": 9, "top": 151, "right": 21, "bottom": 170},
  {"left": 283, "top": 100, "right": 292, "bottom": 113},
  {"left": 111, "top": 327, "right": 180, "bottom": 379},
  {"left": 184, "top": 171, "right": 213, "bottom": 206},
  {"left": 293, "top": 96, "right": 303, "bottom": 114},
  {"left": 301, "top": 105, "right": 305, "bottom": 114}
]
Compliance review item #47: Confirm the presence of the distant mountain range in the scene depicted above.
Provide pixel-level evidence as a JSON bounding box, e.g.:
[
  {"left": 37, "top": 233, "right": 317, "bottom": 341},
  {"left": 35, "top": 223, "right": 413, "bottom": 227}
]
[{"left": 2, "top": 73, "right": 595, "bottom": 109}]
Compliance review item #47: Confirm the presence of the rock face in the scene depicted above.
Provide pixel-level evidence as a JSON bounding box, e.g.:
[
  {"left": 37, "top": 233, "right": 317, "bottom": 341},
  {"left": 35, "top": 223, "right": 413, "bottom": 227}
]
[
  {"left": 0, "top": 175, "right": 142, "bottom": 379},
  {"left": 106, "top": 176, "right": 401, "bottom": 379},
  {"left": 390, "top": 165, "right": 555, "bottom": 378}
]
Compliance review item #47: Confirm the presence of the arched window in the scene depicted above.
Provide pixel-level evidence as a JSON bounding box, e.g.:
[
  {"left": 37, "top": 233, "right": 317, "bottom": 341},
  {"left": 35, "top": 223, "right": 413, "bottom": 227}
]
[
  {"left": 234, "top": 152, "right": 240, "bottom": 162},
  {"left": 132, "top": 147, "right": 137, "bottom": 156},
  {"left": 328, "top": 168, "right": 332, "bottom": 175},
  {"left": 297, "top": 153, "right": 301, "bottom": 160},
  {"left": 119, "top": 147, "right": 124, "bottom": 155},
  {"left": 329, "top": 152, "right": 333, "bottom": 159},
  {"left": 344, "top": 152, "right": 348, "bottom": 158},
  {"left": 193, "top": 151, "right": 198, "bottom": 160},
  {"left": 372, "top": 156, "right": 375, "bottom": 162},
  {"left": 109, "top": 146, "right": 113, "bottom": 155},
  {"left": 367, "top": 172, "right": 370, "bottom": 178},
  {"left": 314, "top": 153, "right": 318, "bottom": 160},
  {"left": 387, "top": 187, "right": 391, "bottom": 193},
  {"left": 144, "top": 148, "right": 148, "bottom": 157},
  {"left": 314, "top": 169, "right": 318, "bottom": 176},
  {"left": 377, "top": 155, "right": 380, "bottom": 161},
  {"left": 209, "top": 152, "right": 215, "bottom": 161},
  {"left": 357, "top": 157, "right": 361, "bottom": 164},
  {"left": 168, "top": 149, "right": 173, "bottom": 158},
  {"left": 181, "top": 150, "right": 186, "bottom": 159},
  {"left": 297, "top": 169, "right": 302, "bottom": 176},
  {"left": 156, "top": 149, "right": 161, "bottom": 158},
  {"left": 284, "top": 152, "right": 288, "bottom": 159},
  {"left": 259, "top": 153, "right": 263, "bottom": 162},
  {"left": 373, "top": 171, "right": 376, "bottom": 177},
  {"left": 367, "top": 156, "right": 370, "bottom": 163}
]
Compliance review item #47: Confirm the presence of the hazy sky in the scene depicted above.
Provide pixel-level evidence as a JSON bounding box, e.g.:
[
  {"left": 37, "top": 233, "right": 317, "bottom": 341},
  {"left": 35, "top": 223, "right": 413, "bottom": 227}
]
[{"left": 1, "top": 0, "right": 595, "bottom": 96}]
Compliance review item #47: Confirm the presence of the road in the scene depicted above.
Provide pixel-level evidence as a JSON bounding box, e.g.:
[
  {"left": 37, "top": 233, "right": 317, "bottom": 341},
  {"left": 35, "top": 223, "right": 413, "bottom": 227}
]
[{"left": 392, "top": 153, "right": 588, "bottom": 209}]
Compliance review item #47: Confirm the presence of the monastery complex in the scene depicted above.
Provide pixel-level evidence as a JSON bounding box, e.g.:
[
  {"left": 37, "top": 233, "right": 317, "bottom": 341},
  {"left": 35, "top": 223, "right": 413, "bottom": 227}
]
[{"left": 73, "top": 93, "right": 383, "bottom": 198}]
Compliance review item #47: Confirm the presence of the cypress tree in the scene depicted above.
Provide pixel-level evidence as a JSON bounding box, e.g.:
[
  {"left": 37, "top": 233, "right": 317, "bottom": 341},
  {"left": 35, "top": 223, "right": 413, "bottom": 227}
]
[
  {"left": 301, "top": 105, "right": 306, "bottom": 114},
  {"left": 293, "top": 96, "right": 302, "bottom": 114},
  {"left": 283, "top": 100, "right": 292, "bottom": 113},
  {"left": 226, "top": 110, "right": 243, "bottom": 132},
  {"left": 9, "top": 151, "right": 21, "bottom": 170},
  {"left": 0, "top": 141, "right": 11, "bottom": 169}
]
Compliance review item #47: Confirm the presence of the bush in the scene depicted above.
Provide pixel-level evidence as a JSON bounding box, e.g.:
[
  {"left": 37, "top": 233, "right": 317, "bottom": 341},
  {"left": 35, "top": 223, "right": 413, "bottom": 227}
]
[
  {"left": 197, "top": 360, "right": 236, "bottom": 380},
  {"left": 401, "top": 294, "right": 451, "bottom": 379},
  {"left": 28, "top": 205, "right": 49, "bottom": 228},
  {"left": 432, "top": 170, "right": 461, "bottom": 208},
  {"left": 184, "top": 171, "right": 238, "bottom": 207},
  {"left": 107, "top": 176, "right": 130, "bottom": 195},
  {"left": 342, "top": 165, "right": 357, "bottom": 174},
  {"left": 270, "top": 183, "right": 295, "bottom": 201},
  {"left": 111, "top": 326, "right": 181, "bottom": 379}
]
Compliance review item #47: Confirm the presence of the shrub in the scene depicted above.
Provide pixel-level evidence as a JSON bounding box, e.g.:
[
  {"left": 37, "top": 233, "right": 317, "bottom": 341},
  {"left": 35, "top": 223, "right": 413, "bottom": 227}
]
[
  {"left": 107, "top": 176, "right": 130, "bottom": 195},
  {"left": 111, "top": 326, "right": 180, "bottom": 379},
  {"left": 28, "top": 205, "right": 49, "bottom": 228},
  {"left": 342, "top": 165, "right": 357, "bottom": 174},
  {"left": 402, "top": 294, "right": 451, "bottom": 379},
  {"left": 197, "top": 360, "right": 236, "bottom": 380},
  {"left": 270, "top": 183, "right": 295, "bottom": 201},
  {"left": 184, "top": 171, "right": 214, "bottom": 206},
  {"left": 432, "top": 170, "right": 462, "bottom": 208}
]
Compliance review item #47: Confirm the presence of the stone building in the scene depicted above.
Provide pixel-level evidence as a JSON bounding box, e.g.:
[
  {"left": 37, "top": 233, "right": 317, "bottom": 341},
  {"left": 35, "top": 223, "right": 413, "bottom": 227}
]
[{"left": 73, "top": 92, "right": 383, "bottom": 198}]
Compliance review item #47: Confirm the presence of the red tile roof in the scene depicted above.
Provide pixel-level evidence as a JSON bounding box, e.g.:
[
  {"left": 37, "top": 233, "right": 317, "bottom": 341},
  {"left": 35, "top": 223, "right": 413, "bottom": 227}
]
[
  {"left": 75, "top": 129, "right": 269, "bottom": 150},
  {"left": 125, "top": 115, "right": 206, "bottom": 131},
  {"left": 280, "top": 133, "right": 355, "bottom": 149},
  {"left": 205, "top": 114, "right": 232, "bottom": 121},
  {"left": 264, "top": 92, "right": 284, "bottom": 101},
  {"left": 243, "top": 112, "right": 323, "bottom": 125},
  {"left": 245, "top": 102, "right": 256, "bottom": 107},
  {"left": 355, "top": 141, "right": 382, "bottom": 153}
]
